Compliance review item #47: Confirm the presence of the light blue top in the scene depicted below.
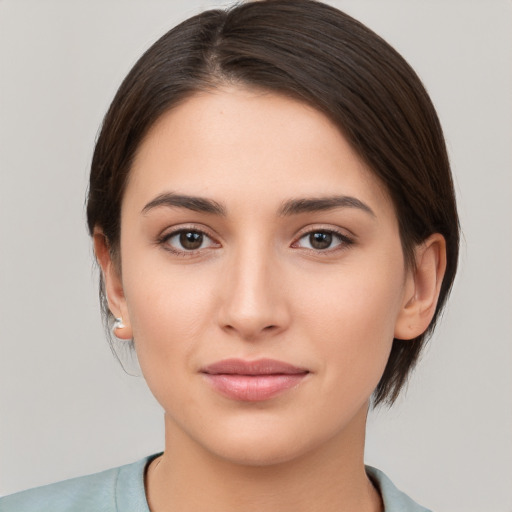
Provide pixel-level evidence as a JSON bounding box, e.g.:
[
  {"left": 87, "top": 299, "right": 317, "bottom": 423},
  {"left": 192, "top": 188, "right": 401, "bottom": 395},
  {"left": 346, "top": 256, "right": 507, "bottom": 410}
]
[{"left": 0, "top": 455, "right": 431, "bottom": 512}]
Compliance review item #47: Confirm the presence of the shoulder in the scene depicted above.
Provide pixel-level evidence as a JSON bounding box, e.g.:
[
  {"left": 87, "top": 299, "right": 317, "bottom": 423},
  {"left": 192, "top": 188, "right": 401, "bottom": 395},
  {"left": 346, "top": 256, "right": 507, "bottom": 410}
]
[
  {"left": 0, "top": 455, "right": 156, "bottom": 512},
  {"left": 366, "top": 466, "right": 432, "bottom": 512},
  {"left": 0, "top": 466, "right": 120, "bottom": 512}
]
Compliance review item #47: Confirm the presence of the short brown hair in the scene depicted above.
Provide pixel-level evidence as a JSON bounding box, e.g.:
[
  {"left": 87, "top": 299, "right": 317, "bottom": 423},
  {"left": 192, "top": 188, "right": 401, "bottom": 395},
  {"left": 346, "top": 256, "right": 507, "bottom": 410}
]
[{"left": 87, "top": 0, "right": 459, "bottom": 406}]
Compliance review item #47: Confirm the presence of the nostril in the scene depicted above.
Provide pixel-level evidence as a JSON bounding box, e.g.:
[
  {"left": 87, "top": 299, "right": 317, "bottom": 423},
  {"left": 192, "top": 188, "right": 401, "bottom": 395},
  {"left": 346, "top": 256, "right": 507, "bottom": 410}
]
[{"left": 221, "top": 323, "right": 279, "bottom": 339}]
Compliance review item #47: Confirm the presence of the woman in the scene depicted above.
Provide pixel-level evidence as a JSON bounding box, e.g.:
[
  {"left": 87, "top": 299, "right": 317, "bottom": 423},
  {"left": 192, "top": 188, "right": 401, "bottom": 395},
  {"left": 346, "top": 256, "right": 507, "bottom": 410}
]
[{"left": 0, "top": 1, "right": 459, "bottom": 510}]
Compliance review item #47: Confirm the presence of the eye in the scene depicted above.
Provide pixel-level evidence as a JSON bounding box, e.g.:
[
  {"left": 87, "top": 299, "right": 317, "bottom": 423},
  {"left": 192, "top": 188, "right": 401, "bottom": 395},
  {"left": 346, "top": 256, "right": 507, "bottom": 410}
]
[
  {"left": 161, "top": 229, "right": 218, "bottom": 253},
  {"left": 293, "top": 230, "right": 352, "bottom": 251}
]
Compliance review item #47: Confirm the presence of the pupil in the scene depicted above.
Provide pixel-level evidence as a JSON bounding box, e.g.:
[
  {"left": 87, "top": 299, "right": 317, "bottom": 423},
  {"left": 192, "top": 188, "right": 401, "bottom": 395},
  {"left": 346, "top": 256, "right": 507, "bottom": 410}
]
[
  {"left": 310, "top": 232, "right": 332, "bottom": 250},
  {"left": 180, "top": 231, "right": 203, "bottom": 250}
]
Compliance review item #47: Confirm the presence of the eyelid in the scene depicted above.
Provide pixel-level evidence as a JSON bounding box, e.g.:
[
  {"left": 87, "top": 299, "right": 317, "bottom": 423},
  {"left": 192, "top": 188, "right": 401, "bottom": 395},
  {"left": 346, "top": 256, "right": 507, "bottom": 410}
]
[
  {"left": 155, "top": 223, "right": 354, "bottom": 256},
  {"left": 157, "top": 224, "right": 221, "bottom": 255},
  {"left": 291, "top": 225, "right": 355, "bottom": 252}
]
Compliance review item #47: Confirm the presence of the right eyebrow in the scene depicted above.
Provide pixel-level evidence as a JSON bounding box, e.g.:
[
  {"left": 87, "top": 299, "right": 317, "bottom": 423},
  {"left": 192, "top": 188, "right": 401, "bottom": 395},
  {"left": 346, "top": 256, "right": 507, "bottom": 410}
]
[{"left": 141, "top": 192, "right": 227, "bottom": 216}]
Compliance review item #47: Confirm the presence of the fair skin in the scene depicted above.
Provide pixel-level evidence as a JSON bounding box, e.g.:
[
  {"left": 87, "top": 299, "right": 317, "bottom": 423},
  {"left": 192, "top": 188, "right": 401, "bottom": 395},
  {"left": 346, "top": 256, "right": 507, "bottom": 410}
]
[{"left": 95, "top": 87, "right": 446, "bottom": 512}]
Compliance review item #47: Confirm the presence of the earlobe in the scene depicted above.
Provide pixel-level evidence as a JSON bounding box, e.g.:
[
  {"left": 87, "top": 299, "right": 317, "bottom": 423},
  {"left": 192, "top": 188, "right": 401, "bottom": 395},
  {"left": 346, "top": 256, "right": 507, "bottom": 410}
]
[
  {"left": 394, "top": 234, "right": 447, "bottom": 340},
  {"left": 93, "top": 229, "right": 133, "bottom": 340}
]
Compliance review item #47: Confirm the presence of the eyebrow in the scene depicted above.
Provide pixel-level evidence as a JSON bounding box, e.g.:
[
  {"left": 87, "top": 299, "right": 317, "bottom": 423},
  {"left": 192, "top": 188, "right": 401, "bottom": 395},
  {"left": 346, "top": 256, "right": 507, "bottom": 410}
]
[
  {"left": 141, "top": 193, "right": 226, "bottom": 216},
  {"left": 278, "top": 195, "right": 375, "bottom": 217},
  {"left": 141, "top": 192, "right": 375, "bottom": 218}
]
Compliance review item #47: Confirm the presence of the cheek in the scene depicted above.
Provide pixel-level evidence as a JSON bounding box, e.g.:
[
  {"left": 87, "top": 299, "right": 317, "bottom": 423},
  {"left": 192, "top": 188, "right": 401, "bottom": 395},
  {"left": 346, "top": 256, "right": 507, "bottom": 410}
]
[
  {"left": 294, "top": 258, "right": 405, "bottom": 390},
  {"left": 299, "top": 255, "right": 404, "bottom": 330},
  {"left": 121, "top": 258, "right": 216, "bottom": 391}
]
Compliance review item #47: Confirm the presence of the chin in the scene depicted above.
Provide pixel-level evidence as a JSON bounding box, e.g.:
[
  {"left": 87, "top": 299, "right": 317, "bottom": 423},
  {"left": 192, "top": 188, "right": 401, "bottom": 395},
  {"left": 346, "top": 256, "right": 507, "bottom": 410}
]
[
  {"left": 211, "top": 435, "right": 311, "bottom": 468},
  {"left": 192, "top": 414, "right": 336, "bottom": 468}
]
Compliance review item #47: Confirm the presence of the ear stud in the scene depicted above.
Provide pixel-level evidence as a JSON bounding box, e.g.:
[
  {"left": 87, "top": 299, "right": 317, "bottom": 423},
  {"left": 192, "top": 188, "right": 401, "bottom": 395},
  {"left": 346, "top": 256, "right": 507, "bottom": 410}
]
[{"left": 113, "top": 317, "right": 126, "bottom": 333}]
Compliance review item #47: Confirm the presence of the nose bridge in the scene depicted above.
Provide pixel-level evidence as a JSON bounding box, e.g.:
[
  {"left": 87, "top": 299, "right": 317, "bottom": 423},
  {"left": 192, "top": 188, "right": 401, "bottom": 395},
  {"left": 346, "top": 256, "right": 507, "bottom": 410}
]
[{"left": 219, "top": 238, "right": 287, "bottom": 339}]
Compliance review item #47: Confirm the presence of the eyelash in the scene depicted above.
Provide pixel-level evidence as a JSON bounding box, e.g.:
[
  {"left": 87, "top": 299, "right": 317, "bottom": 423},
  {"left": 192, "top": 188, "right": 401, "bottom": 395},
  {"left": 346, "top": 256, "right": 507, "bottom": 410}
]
[
  {"left": 292, "top": 228, "right": 354, "bottom": 254},
  {"left": 157, "top": 225, "right": 220, "bottom": 257},
  {"left": 157, "top": 226, "right": 354, "bottom": 257}
]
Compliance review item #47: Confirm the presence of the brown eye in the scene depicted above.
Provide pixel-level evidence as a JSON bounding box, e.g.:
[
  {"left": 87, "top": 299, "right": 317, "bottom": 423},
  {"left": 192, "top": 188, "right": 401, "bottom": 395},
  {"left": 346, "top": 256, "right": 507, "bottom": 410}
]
[
  {"left": 294, "top": 229, "right": 352, "bottom": 252},
  {"left": 309, "top": 232, "right": 332, "bottom": 250},
  {"left": 180, "top": 231, "right": 203, "bottom": 250},
  {"left": 163, "top": 229, "right": 217, "bottom": 253}
]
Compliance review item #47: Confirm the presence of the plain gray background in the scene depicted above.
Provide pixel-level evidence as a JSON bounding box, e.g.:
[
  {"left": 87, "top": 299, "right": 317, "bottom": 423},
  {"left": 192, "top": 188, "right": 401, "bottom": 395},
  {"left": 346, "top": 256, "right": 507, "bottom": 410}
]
[{"left": 1, "top": 1, "right": 511, "bottom": 510}]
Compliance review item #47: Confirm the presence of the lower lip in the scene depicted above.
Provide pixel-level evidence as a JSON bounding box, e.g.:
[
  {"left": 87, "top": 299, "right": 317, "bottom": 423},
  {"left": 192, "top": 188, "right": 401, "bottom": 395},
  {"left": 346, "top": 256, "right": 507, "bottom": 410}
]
[{"left": 203, "top": 373, "right": 308, "bottom": 401}]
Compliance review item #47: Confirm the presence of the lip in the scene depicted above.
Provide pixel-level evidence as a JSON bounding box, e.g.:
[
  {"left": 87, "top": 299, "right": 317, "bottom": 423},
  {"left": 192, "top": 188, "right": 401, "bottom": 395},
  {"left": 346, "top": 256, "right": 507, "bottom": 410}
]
[{"left": 201, "top": 358, "right": 310, "bottom": 402}]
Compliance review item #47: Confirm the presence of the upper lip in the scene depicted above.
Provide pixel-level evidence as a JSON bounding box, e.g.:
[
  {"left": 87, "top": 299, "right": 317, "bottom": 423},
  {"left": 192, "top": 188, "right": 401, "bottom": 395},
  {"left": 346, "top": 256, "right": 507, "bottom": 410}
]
[{"left": 201, "top": 358, "right": 309, "bottom": 375}]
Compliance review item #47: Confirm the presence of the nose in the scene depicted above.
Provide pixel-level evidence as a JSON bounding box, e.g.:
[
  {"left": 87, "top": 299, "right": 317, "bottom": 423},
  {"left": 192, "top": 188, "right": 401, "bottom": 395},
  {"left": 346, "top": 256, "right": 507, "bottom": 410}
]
[{"left": 217, "top": 247, "right": 290, "bottom": 341}]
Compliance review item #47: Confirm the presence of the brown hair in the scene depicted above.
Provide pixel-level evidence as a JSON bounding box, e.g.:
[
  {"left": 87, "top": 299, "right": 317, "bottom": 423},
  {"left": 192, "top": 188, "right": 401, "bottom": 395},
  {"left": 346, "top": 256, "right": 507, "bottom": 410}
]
[{"left": 86, "top": 0, "right": 459, "bottom": 406}]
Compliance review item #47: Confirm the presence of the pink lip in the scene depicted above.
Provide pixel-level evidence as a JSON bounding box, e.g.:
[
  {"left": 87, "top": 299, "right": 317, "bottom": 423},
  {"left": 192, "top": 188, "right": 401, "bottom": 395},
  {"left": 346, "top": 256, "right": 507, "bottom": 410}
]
[{"left": 201, "top": 358, "right": 309, "bottom": 402}]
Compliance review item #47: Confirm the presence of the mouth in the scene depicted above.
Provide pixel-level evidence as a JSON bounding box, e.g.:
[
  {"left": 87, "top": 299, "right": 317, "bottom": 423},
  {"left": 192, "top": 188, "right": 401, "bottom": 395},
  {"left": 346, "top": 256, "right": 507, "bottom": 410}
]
[{"left": 200, "top": 358, "right": 310, "bottom": 402}]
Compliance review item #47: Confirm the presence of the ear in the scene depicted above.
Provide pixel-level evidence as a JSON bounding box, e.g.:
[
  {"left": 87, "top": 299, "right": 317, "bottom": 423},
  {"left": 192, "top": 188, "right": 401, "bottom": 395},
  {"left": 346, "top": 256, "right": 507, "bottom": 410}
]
[
  {"left": 93, "top": 229, "right": 133, "bottom": 340},
  {"left": 394, "top": 233, "right": 447, "bottom": 340}
]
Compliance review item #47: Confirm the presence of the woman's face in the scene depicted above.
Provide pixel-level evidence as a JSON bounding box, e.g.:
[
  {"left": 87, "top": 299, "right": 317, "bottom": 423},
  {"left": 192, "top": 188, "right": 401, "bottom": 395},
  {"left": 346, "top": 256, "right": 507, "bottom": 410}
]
[{"left": 111, "top": 87, "right": 415, "bottom": 465}]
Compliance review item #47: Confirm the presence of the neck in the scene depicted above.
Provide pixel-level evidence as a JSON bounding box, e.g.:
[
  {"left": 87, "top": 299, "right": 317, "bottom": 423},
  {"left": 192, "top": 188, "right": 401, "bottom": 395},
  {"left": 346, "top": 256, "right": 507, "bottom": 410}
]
[{"left": 145, "top": 405, "right": 382, "bottom": 512}]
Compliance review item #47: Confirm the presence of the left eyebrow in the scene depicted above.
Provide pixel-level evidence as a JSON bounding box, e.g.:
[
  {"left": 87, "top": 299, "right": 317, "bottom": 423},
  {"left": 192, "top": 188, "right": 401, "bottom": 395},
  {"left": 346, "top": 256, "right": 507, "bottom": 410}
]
[{"left": 278, "top": 195, "right": 376, "bottom": 217}]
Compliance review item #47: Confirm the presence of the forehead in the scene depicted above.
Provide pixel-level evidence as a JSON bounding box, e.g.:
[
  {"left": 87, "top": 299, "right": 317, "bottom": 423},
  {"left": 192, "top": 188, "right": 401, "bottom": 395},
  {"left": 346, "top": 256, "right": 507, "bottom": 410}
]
[{"left": 125, "top": 87, "right": 394, "bottom": 218}]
